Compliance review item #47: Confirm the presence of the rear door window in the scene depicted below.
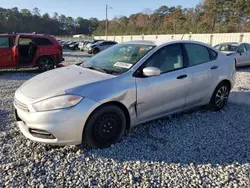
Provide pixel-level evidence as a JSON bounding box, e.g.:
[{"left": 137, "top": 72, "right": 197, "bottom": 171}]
[
  {"left": 0, "top": 37, "right": 10, "bottom": 48},
  {"left": 238, "top": 44, "right": 246, "bottom": 52},
  {"left": 244, "top": 43, "right": 250, "bottom": 51},
  {"left": 184, "top": 43, "right": 211, "bottom": 66},
  {"left": 33, "top": 38, "right": 53, "bottom": 46},
  {"left": 208, "top": 48, "right": 218, "bottom": 61}
]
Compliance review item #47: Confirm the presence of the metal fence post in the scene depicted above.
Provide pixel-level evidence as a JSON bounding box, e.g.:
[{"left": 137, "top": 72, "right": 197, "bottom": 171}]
[
  {"left": 142, "top": 34, "right": 144, "bottom": 40},
  {"left": 131, "top": 35, "right": 133, "bottom": 41},
  {"left": 239, "top": 34, "right": 244, "bottom": 42},
  {"left": 122, "top": 36, "right": 123, "bottom": 43},
  {"left": 210, "top": 35, "right": 214, "bottom": 46},
  {"left": 171, "top": 35, "right": 174, "bottom": 40},
  {"left": 189, "top": 35, "right": 192, "bottom": 40},
  {"left": 156, "top": 35, "right": 158, "bottom": 40}
]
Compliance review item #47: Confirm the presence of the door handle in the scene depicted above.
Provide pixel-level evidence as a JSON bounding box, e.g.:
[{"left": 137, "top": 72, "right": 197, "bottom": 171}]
[
  {"left": 177, "top": 75, "right": 187, "bottom": 79},
  {"left": 211, "top": 65, "right": 218, "bottom": 70}
]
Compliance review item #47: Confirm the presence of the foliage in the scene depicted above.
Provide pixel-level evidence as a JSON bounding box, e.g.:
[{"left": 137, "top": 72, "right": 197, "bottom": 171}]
[{"left": 0, "top": 0, "right": 250, "bottom": 36}]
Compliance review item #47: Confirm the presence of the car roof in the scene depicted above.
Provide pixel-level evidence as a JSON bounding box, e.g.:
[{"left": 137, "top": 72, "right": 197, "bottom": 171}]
[
  {"left": 122, "top": 40, "right": 212, "bottom": 47},
  {"left": 215, "top": 42, "right": 242, "bottom": 45},
  {"left": 0, "top": 33, "right": 54, "bottom": 38}
]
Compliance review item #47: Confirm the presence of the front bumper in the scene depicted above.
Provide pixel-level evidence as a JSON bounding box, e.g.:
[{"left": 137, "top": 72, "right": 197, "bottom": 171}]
[{"left": 14, "top": 97, "right": 98, "bottom": 145}]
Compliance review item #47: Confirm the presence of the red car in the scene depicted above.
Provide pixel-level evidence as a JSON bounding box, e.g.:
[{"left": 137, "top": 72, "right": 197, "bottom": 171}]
[{"left": 0, "top": 33, "right": 64, "bottom": 72}]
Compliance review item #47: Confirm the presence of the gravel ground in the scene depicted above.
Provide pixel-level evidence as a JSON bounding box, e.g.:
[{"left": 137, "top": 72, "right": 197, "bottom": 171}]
[{"left": 1, "top": 52, "right": 250, "bottom": 187}]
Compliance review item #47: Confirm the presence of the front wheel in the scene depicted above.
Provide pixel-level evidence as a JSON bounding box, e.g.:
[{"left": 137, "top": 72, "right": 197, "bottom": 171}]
[
  {"left": 208, "top": 82, "right": 230, "bottom": 111},
  {"left": 37, "top": 57, "right": 54, "bottom": 72},
  {"left": 83, "top": 105, "right": 126, "bottom": 149},
  {"left": 93, "top": 48, "right": 100, "bottom": 55}
]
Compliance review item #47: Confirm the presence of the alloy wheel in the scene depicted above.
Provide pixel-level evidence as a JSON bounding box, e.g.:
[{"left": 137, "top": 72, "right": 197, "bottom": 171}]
[{"left": 215, "top": 86, "right": 229, "bottom": 108}]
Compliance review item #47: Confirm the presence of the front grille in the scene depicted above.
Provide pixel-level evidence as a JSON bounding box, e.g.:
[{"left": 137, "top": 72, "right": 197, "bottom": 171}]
[
  {"left": 14, "top": 99, "right": 29, "bottom": 112},
  {"left": 29, "top": 128, "right": 56, "bottom": 139}
]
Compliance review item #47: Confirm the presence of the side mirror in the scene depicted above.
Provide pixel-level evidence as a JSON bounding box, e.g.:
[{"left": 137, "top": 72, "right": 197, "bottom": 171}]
[{"left": 142, "top": 67, "right": 161, "bottom": 77}]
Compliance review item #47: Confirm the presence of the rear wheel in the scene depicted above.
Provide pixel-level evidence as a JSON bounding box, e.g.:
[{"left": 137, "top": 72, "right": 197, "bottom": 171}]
[
  {"left": 37, "top": 57, "right": 54, "bottom": 72},
  {"left": 208, "top": 82, "right": 230, "bottom": 111},
  {"left": 93, "top": 48, "right": 100, "bottom": 55},
  {"left": 83, "top": 105, "right": 126, "bottom": 149}
]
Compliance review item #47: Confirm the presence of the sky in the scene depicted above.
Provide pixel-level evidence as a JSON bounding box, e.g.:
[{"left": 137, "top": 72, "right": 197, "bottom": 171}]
[{"left": 1, "top": 0, "right": 201, "bottom": 20}]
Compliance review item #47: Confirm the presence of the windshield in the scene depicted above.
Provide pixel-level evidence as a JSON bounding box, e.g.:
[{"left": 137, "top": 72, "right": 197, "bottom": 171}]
[
  {"left": 81, "top": 43, "right": 155, "bottom": 74},
  {"left": 214, "top": 44, "right": 239, "bottom": 52}
]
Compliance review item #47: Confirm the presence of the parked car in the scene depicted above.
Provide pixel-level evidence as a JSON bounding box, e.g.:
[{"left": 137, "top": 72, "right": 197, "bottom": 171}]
[
  {"left": 58, "top": 40, "right": 65, "bottom": 45},
  {"left": 68, "top": 41, "right": 79, "bottom": 50},
  {"left": 78, "top": 40, "right": 91, "bottom": 51},
  {"left": 87, "top": 41, "right": 118, "bottom": 54},
  {"left": 0, "top": 33, "right": 64, "bottom": 72},
  {"left": 214, "top": 42, "right": 250, "bottom": 67},
  {"left": 62, "top": 41, "right": 74, "bottom": 49},
  {"left": 14, "top": 40, "right": 236, "bottom": 148},
  {"left": 83, "top": 40, "right": 104, "bottom": 52}
]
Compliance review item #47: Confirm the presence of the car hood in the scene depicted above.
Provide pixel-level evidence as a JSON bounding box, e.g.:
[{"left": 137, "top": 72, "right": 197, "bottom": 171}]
[{"left": 19, "top": 65, "right": 115, "bottom": 100}]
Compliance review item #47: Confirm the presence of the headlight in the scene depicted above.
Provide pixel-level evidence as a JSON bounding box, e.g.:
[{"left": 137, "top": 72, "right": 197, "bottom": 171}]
[{"left": 32, "top": 95, "right": 83, "bottom": 112}]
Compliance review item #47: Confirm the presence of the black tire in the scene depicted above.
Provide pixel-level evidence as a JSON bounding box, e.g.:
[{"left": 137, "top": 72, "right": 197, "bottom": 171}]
[
  {"left": 208, "top": 82, "right": 230, "bottom": 111},
  {"left": 37, "top": 57, "right": 55, "bottom": 72},
  {"left": 93, "top": 48, "right": 100, "bottom": 55},
  {"left": 83, "top": 105, "right": 126, "bottom": 149}
]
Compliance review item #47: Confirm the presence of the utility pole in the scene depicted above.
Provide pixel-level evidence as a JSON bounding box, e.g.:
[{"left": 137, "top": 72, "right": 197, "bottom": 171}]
[
  {"left": 105, "top": 5, "right": 112, "bottom": 40},
  {"left": 105, "top": 5, "right": 108, "bottom": 40}
]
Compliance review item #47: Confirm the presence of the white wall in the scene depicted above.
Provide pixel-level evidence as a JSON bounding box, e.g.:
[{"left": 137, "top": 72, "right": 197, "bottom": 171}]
[{"left": 94, "top": 33, "right": 250, "bottom": 46}]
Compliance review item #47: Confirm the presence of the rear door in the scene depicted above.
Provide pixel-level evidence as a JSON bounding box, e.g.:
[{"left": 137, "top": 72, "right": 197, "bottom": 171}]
[
  {"left": 184, "top": 43, "right": 220, "bottom": 107},
  {"left": 0, "top": 36, "right": 13, "bottom": 67}
]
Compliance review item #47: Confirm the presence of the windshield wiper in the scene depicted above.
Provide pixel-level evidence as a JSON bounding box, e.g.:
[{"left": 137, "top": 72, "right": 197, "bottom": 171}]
[{"left": 84, "top": 66, "right": 120, "bottom": 75}]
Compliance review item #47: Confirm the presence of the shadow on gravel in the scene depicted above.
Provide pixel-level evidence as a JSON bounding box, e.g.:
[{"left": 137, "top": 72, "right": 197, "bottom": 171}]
[
  {"left": 63, "top": 53, "right": 92, "bottom": 59},
  {"left": 0, "top": 69, "right": 38, "bottom": 80},
  {"left": 236, "top": 66, "right": 250, "bottom": 72},
  {"left": 0, "top": 109, "right": 11, "bottom": 132},
  {"left": 88, "top": 91, "right": 250, "bottom": 165}
]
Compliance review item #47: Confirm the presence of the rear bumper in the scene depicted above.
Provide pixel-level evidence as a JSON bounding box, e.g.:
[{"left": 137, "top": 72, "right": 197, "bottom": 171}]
[{"left": 54, "top": 55, "right": 64, "bottom": 65}]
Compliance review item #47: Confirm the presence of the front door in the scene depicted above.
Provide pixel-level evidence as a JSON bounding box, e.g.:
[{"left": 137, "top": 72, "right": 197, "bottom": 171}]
[
  {"left": 236, "top": 44, "right": 248, "bottom": 66},
  {"left": 135, "top": 43, "right": 189, "bottom": 122},
  {"left": 0, "top": 36, "right": 13, "bottom": 67},
  {"left": 243, "top": 43, "right": 250, "bottom": 65}
]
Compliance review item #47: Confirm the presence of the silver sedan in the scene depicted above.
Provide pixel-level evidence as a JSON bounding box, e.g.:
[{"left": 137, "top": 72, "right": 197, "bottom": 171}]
[
  {"left": 14, "top": 40, "right": 236, "bottom": 148},
  {"left": 214, "top": 42, "right": 250, "bottom": 67}
]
